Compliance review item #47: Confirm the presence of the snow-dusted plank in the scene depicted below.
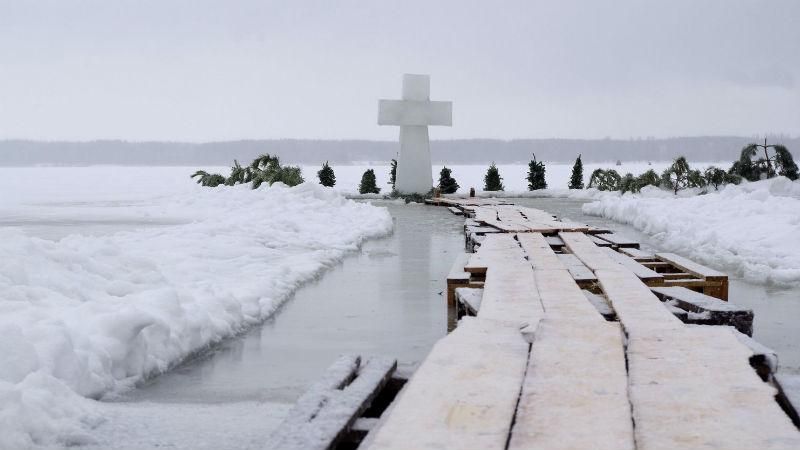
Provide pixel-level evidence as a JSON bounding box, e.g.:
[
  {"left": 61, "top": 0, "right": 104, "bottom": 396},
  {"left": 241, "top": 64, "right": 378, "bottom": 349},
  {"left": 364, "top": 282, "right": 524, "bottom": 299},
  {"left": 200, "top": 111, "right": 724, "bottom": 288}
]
[
  {"left": 560, "top": 232, "right": 620, "bottom": 271},
  {"left": 556, "top": 253, "right": 597, "bottom": 283},
  {"left": 533, "top": 268, "right": 604, "bottom": 321},
  {"left": 651, "top": 286, "right": 754, "bottom": 336},
  {"left": 582, "top": 290, "right": 616, "bottom": 320},
  {"left": 447, "top": 253, "right": 471, "bottom": 284},
  {"left": 267, "top": 356, "right": 397, "bottom": 450},
  {"left": 365, "top": 317, "right": 530, "bottom": 450},
  {"left": 595, "top": 233, "right": 640, "bottom": 248},
  {"left": 464, "top": 233, "right": 526, "bottom": 274},
  {"left": 619, "top": 247, "right": 655, "bottom": 260},
  {"left": 657, "top": 252, "right": 729, "bottom": 300},
  {"left": 596, "top": 269, "right": 683, "bottom": 336},
  {"left": 627, "top": 326, "right": 800, "bottom": 450},
  {"left": 509, "top": 319, "right": 634, "bottom": 450},
  {"left": 544, "top": 235, "right": 565, "bottom": 248},
  {"left": 455, "top": 287, "right": 483, "bottom": 315},
  {"left": 447, "top": 206, "right": 463, "bottom": 215},
  {"left": 588, "top": 234, "right": 614, "bottom": 247},
  {"left": 601, "top": 247, "right": 664, "bottom": 284},
  {"left": 479, "top": 261, "right": 544, "bottom": 327},
  {"left": 656, "top": 252, "right": 726, "bottom": 278},
  {"left": 517, "top": 232, "right": 566, "bottom": 270}
]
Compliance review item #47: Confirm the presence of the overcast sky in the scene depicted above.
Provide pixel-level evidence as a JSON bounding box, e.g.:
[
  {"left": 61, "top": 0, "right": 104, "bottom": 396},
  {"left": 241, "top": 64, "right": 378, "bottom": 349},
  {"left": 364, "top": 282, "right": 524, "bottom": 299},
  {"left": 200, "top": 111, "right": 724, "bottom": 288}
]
[{"left": 1, "top": 0, "right": 798, "bottom": 141}]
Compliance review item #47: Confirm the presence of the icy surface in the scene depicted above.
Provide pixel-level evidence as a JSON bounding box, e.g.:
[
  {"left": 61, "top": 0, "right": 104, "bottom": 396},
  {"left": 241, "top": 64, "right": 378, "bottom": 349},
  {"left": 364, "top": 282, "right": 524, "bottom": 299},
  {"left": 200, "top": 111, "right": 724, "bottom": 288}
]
[
  {"left": 583, "top": 177, "right": 800, "bottom": 286},
  {"left": 0, "top": 177, "right": 392, "bottom": 448}
]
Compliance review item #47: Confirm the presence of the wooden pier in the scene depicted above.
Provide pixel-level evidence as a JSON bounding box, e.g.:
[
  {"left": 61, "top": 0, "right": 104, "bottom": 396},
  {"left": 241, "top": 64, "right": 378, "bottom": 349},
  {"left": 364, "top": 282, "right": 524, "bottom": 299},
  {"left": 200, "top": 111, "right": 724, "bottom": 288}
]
[{"left": 269, "top": 197, "right": 800, "bottom": 449}]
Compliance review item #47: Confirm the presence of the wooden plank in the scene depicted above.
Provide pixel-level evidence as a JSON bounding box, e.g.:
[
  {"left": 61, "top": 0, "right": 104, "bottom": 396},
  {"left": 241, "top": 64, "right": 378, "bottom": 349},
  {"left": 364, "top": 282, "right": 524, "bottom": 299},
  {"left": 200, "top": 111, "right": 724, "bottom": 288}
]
[
  {"left": 655, "top": 252, "right": 728, "bottom": 303},
  {"left": 518, "top": 233, "right": 566, "bottom": 270},
  {"left": 533, "top": 268, "right": 603, "bottom": 321},
  {"left": 464, "top": 234, "right": 526, "bottom": 274},
  {"left": 365, "top": 318, "right": 530, "bottom": 450},
  {"left": 596, "top": 269, "right": 683, "bottom": 337},
  {"left": 509, "top": 319, "right": 634, "bottom": 450},
  {"left": 560, "top": 232, "right": 620, "bottom": 271},
  {"left": 582, "top": 290, "right": 616, "bottom": 320},
  {"left": 556, "top": 253, "right": 597, "bottom": 283},
  {"left": 655, "top": 252, "right": 726, "bottom": 279},
  {"left": 595, "top": 233, "right": 640, "bottom": 248},
  {"left": 479, "top": 261, "right": 543, "bottom": 327},
  {"left": 651, "top": 286, "right": 754, "bottom": 336},
  {"left": 267, "top": 356, "right": 397, "bottom": 450},
  {"left": 544, "top": 235, "right": 565, "bottom": 248},
  {"left": 601, "top": 247, "right": 664, "bottom": 284},
  {"left": 627, "top": 326, "right": 800, "bottom": 450},
  {"left": 447, "top": 206, "right": 463, "bottom": 215},
  {"left": 455, "top": 287, "right": 483, "bottom": 316},
  {"left": 619, "top": 247, "right": 655, "bottom": 260},
  {"left": 588, "top": 234, "right": 613, "bottom": 247}
]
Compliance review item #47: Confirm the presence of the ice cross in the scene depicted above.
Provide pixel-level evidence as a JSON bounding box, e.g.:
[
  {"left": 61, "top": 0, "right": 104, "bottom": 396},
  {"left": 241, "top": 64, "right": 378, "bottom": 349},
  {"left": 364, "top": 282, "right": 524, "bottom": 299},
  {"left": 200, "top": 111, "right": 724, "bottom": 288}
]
[{"left": 378, "top": 74, "right": 452, "bottom": 194}]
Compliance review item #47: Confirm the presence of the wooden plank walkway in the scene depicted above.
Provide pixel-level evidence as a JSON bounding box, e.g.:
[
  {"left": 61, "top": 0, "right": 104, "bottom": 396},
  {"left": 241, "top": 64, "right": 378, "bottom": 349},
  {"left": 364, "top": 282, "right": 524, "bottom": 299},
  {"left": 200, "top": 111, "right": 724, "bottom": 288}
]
[{"left": 345, "top": 199, "right": 799, "bottom": 449}]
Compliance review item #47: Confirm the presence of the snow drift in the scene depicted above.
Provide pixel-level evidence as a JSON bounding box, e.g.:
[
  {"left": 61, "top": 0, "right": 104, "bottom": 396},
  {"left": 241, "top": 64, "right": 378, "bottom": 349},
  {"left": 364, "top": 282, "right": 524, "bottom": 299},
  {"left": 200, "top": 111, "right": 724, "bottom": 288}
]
[
  {"left": 583, "top": 177, "right": 800, "bottom": 286},
  {"left": 0, "top": 182, "right": 393, "bottom": 448}
]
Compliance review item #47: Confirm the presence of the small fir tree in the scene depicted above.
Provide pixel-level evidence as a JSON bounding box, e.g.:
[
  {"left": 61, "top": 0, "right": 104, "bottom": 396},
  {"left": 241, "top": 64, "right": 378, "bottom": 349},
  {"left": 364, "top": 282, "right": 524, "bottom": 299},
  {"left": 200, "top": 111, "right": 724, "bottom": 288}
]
[
  {"left": 588, "top": 169, "right": 622, "bottom": 191},
  {"left": 191, "top": 170, "right": 226, "bottom": 187},
  {"left": 568, "top": 154, "right": 584, "bottom": 189},
  {"left": 317, "top": 161, "right": 336, "bottom": 187},
  {"left": 731, "top": 140, "right": 798, "bottom": 181},
  {"left": 660, "top": 156, "right": 691, "bottom": 194},
  {"left": 359, "top": 169, "right": 381, "bottom": 194},
  {"left": 389, "top": 159, "right": 397, "bottom": 189},
  {"left": 484, "top": 163, "right": 505, "bottom": 191},
  {"left": 438, "top": 166, "right": 460, "bottom": 194},
  {"left": 634, "top": 169, "right": 660, "bottom": 192},
  {"left": 619, "top": 173, "right": 637, "bottom": 193},
  {"left": 526, "top": 154, "right": 547, "bottom": 190}
]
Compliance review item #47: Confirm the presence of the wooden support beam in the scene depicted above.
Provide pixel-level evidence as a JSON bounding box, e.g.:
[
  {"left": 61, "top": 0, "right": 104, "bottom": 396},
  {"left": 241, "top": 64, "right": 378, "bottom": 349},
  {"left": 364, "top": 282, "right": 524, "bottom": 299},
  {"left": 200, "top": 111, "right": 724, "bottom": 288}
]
[{"left": 656, "top": 252, "right": 728, "bottom": 300}]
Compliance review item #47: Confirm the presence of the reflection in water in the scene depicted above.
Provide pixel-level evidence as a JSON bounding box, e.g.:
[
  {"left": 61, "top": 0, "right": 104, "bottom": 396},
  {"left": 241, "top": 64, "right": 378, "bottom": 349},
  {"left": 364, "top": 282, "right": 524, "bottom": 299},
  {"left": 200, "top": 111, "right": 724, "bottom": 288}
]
[{"left": 121, "top": 201, "right": 462, "bottom": 404}]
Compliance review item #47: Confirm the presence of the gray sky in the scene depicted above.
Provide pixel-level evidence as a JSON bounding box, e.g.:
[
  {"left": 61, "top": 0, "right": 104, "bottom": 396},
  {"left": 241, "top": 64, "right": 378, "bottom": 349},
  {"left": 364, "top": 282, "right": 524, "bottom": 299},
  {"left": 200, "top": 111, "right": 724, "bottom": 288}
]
[{"left": 1, "top": 0, "right": 798, "bottom": 141}]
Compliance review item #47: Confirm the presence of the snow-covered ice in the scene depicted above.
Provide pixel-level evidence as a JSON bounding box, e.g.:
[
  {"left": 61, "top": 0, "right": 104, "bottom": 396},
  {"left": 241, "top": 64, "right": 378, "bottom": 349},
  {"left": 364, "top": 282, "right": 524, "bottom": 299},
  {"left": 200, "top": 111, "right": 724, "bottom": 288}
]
[
  {"left": 583, "top": 177, "right": 800, "bottom": 286},
  {"left": 0, "top": 168, "right": 392, "bottom": 448}
]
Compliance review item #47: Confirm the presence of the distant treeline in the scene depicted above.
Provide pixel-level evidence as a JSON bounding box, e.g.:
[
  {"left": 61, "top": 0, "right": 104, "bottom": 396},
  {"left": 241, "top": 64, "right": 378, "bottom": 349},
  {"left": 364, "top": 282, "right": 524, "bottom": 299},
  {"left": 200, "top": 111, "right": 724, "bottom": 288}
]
[{"left": 1, "top": 137, "right": 798, "bottom": 166}]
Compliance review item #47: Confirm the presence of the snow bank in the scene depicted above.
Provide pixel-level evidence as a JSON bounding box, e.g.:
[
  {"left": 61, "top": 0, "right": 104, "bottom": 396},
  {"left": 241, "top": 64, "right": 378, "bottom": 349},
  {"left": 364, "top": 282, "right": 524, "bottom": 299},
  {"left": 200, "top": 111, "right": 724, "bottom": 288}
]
[
  {"left": 583, "top": 177, "right": 800, "bottom": 286},
  {"left": 0, "top": 182, "right": 392, "bottom": 448}
]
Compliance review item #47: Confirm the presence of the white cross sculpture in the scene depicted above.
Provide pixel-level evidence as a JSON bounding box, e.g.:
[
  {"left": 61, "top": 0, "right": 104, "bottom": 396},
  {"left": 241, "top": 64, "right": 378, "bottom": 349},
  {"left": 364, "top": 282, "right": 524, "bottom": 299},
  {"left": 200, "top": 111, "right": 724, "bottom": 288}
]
[{"left": 378, "top": 74, "right": 452, "bottom": 194}]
